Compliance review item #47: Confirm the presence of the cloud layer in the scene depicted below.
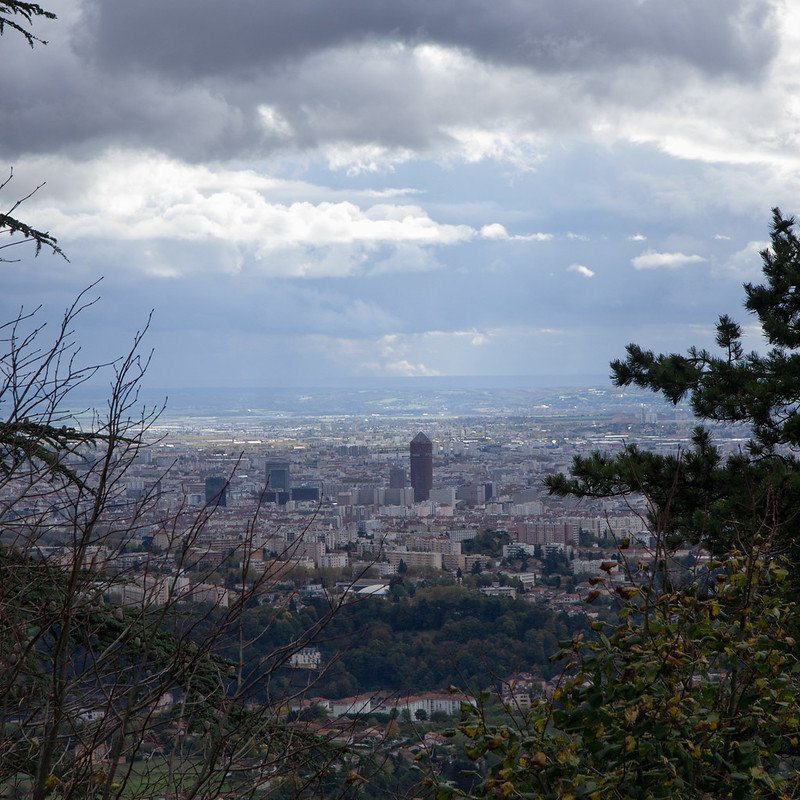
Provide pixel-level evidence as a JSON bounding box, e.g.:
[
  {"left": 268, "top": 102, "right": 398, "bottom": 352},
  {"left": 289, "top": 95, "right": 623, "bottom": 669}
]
[{"left": 1, "top": 0, "right": 797, "bottom": 387}]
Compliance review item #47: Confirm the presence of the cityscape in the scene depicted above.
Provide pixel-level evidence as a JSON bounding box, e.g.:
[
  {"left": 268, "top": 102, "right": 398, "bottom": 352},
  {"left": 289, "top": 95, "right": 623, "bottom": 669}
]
[
  {"left": 4, "top": 0, "right": 800, "bottom": 796},
  {"left": 4, "top": 382, "right": 748, "bottom": 698},
  {"left": 46, "top": 382, "right": 704, "bottom": 601}
]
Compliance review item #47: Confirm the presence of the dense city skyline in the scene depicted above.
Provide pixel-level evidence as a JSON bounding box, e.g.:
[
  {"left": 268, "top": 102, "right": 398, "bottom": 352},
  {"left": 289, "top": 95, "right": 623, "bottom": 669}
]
[{"left": 2, "top": 1, "right": 799, "bottom": 388}]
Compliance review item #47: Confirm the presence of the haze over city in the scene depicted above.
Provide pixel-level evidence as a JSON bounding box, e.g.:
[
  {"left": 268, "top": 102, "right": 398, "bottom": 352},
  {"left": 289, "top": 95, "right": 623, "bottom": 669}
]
[{"left": 3, "top": 1, "right": 800, "bottom": 388}]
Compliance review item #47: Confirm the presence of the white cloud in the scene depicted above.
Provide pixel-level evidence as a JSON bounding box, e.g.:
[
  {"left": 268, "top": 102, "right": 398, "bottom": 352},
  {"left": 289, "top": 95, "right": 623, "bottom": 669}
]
[
  {"left": 631, "top": 250, "right": 706, "bottom": 270},
  {"left": 363, "top": 187, "right": 424, "bottom": 198},
  {"left": 567, "top": 232, "right": 590, "bottom": 241},
  {"left": 520, "top": 232, "right": 553, "bottom": 241},
  {"left": 257, "top": 105, "right": 293, "bottom": 138},
  {"left": 441, "top": 126, "right": 546, "bottom": 171},
  {"left": 568, "top": 264, "right": 595, "bottom": 278},
  {"left": 481, "top": 223, "right": 509, "bottom": 239},
  {"left": 375, "top": 333, "right": 441, "bottom": 376},
  {"left": 324, "top": 143, "right": 416, "bottom": 175},
  {"left": 717, "top": 239, "right": 769, "bottom": 279},
  {"left": 22, "top": 151, "right": 475, "bottom": 277},
  {"left": 354, "top": 325, "right": 579, "bottom": 378},
  {"left": 627, "top": 234, "right": 647, "bottom": 241},
  {"left": 384, "top": 360, "right": 440, "bottom": 377},
  {"left": 480, "top": 223, "right": 552, "bottom": 241},
  {"left": 713, "top": 233, "right": 731, "bottom": 240}
]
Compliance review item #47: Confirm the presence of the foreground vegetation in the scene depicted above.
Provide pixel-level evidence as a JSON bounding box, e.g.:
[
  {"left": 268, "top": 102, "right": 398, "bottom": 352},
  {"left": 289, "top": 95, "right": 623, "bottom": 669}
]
[
  {"left": 439, "top": 211, "right": 800, "bottom": 798},
  {"left": 445, "top": 545, "right": 800, "bottom": 799}
]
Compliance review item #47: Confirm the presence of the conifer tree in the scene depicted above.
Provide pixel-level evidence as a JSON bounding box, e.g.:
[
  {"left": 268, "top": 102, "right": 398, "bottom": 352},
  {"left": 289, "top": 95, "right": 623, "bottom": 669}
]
[
  {"left": 442, "top": 216, "right": 800, "bottom": 798},
  {"left": 546, "top": 209, "right": 800, "bottom": 566},
  {"left": 1, "top": 2, "right": 65, "bottom": 262},
  {"left": 0, "top": 1, "right": 56, "bottom": 47}
]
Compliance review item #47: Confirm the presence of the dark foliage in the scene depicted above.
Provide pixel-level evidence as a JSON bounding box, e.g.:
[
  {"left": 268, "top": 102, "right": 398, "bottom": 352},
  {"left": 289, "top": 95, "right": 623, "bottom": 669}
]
[
  {"left": 0, "top": 1, "right": 55, "bottom": 46},
  {"left": 546, "top": 209, "right": 800, "bottom": 567},
  {"left": 213, "top": 585, "right": 590, "bottom": 700}
]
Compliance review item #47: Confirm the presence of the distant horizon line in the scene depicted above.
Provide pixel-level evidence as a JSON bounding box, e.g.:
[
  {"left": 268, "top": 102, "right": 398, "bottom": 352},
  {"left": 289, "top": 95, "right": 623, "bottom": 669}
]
[{"left": 82, "top": 373, "right": 614, "bottom": 393}]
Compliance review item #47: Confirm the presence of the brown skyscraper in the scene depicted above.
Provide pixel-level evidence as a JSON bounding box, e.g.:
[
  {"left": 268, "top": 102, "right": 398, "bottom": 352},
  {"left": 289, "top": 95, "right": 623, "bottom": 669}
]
[{"left": 410, "top": 432, "right": 433, "bottom": 502}]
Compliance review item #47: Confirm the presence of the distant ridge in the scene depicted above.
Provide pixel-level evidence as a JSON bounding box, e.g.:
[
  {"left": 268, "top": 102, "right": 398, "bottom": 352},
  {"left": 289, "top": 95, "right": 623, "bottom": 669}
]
[
  {"left": 71, "top": 373, "right": 608, "bottom": 394},
  {"left": 58, "top": 376, "right": 667, "bottom": 422}
]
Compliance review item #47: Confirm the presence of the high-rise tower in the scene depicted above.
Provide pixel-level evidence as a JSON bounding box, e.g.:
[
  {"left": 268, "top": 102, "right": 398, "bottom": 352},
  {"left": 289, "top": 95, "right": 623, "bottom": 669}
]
[
  {"left": 410, "top": 432, "right": 433, "bottom": 502},
  {"left": 205, "top": 476, "right": 227, "bottom": 507},
  {"left": 265, "top": 460, "right": 290, "bottom": 492}
]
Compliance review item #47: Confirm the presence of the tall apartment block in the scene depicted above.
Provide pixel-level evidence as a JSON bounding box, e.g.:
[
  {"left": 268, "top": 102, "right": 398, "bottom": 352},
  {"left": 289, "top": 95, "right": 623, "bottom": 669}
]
[
  {"left": 205, "top": 476, "right": 227, "bottom": 507},
  {"left": 410, "top": 432, "right": 433, "bottom": 502},
  {"left": 265, "top": 460, "right": 290, "bottom": 492},
  {"left": 389, "top": 466, "right": 407, "bottom": 489}
]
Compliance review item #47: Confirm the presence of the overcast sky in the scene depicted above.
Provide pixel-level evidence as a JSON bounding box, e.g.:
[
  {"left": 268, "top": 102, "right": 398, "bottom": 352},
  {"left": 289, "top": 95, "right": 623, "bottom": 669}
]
[{"left": 2, "top": 0, "right": 799, "bottom": 388}]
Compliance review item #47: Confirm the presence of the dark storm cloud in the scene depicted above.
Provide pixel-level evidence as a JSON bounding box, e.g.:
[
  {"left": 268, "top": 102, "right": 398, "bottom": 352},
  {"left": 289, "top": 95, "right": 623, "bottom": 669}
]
[
  {"left": 0, "top": 0, "right": 779, "bottom": 163},
  {"left": 82, "top": 0, "right": 776, "bottom": 80}
]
